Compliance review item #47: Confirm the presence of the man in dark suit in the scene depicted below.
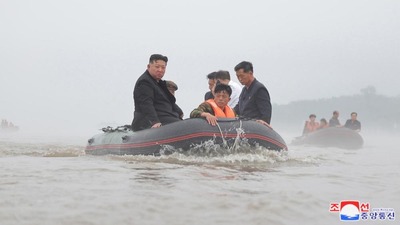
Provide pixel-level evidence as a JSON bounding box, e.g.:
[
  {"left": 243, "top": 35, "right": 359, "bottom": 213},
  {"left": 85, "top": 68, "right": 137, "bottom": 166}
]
[
  {"left": 131, "top": 54, "right": 182, "bottom": 131},
  {"left": 233, "top": 61, "right": 272, "bottom": 126}
]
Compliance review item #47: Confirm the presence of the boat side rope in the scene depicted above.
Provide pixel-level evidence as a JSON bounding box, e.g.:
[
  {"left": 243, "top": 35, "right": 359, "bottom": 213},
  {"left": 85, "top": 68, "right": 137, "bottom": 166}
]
[
  {"left": 229, "top": 119, "right": 242, "bottom": 152},
  {"left": 215, "top": 121, "right": 228, "bottom": 148},
  {"left": 215, "top": 119, "right": 243, "bottom": 152}
]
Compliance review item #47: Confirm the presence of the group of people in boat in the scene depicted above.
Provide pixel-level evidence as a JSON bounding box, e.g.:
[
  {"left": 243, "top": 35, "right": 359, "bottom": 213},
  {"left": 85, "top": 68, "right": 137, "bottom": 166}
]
[
  {"left": 131, "top": 54, "right": 271, "bottom": 131},
  {"left": 302, "top": 110, "right": 361, "bottom": 135}
]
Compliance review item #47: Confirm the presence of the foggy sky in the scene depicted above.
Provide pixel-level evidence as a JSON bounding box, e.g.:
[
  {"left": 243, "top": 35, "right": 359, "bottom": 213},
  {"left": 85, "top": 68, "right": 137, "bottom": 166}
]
[{"left": 1, "top": 0, "right": 399, "bottom": 134}]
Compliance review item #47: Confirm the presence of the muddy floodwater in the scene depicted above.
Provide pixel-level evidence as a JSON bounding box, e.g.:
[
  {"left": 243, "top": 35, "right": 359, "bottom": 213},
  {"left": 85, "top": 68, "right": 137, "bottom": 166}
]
[{"left": 0, "top": 132, "right": 398, "bottom": 225}]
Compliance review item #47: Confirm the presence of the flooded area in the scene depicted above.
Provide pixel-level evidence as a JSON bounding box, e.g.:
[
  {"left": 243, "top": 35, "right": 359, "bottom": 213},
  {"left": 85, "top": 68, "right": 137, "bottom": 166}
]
[{"left": 0, "top": 132, "right": 399, "bottom": 225}]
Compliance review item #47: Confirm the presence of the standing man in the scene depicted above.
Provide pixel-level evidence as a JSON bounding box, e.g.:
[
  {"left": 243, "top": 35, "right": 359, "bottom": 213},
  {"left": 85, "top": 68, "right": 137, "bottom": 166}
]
[
  {"left": 233, "top": 61, "right": 272, "bottom": 125},
  {"left": 344, "top": 112, "right": 361, "bottom": 132},
  {"left": 131, "top": 54, "right": 182, "bottom": 131},
  {"left": 214, "top": 70, "right": 242, "bottom": 108},
  {"left": 329, "top": 110, "right": 341, "bottom": 127}
]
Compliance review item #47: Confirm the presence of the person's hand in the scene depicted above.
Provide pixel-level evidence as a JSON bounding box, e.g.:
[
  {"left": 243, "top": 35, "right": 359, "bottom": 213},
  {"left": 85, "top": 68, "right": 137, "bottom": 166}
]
[
  {"left": 202, "top": 113, "right": 218, "bottom": 126},
  {"left": 256, "top": 120, "right": 272, "bottom": 129},
  {"left": 151, "top": 122, "right": 162, "bottom": 128}
]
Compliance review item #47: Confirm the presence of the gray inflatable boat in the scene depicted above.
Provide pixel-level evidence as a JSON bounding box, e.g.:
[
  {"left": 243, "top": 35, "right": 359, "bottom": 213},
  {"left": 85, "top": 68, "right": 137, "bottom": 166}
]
[
  {"left": 85, "top": 118, "right": 287, "bottom": 155},
  {"left": 291, "top": 127, "right": 364, "bottom": 149}
]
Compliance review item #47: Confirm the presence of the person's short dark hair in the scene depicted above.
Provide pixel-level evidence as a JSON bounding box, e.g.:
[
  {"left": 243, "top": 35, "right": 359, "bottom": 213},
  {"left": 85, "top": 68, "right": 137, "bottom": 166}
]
[
  {"left": 207, "top": 71, "right": 217, "bottom": 80},
  {"left": 333, "top": 110, "right": 339, "bottom": 115},
  {"left": 320, "top": 118, "right": 327, "bottom": 124},
  {"left": 149, "top": 54, "right": 168, "bottom": 64},
  {"left": 351, "top": 112, "right": 357, "bottom": 116},
  {"left": 166, "top": 80, "right": 178, "bottom": 91},
  {"left": 215, "top": 70, "right": 231, "bottom": 80},
  {"left": 214, "top": 84, "right": 232, "bottom": 97},
  {"left": 234, "top": 61, "right": 253, "bottom": 73},
  {"left": 309, "top": 114, "right": 316, "bottom": 118}
]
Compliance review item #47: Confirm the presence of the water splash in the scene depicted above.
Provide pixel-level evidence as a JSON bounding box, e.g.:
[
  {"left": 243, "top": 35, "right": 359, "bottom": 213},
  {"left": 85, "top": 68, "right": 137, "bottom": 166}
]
[
  {"left": 114, "top": 127, "right": 313, "bottom": 171},
  {"left": 159, "top": 126, "right": 269, "bottom": 157},
  {"left": 115, "top": 141, "right": 291, "bottom": 172}
]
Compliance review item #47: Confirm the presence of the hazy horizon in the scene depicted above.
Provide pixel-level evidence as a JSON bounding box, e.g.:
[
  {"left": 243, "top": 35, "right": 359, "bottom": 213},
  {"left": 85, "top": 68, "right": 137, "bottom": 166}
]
[{"left": 1, "top": 0, "right": 399, "bottom": 135}]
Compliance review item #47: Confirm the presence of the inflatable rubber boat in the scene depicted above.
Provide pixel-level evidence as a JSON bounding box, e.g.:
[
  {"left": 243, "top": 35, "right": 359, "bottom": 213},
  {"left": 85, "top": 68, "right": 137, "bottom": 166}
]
[
  {"left": 291, "top": 127, "right": 363, "bottom": 149},
  {"left": 85, "top": 118, "right": 287, "bottom": 155}
]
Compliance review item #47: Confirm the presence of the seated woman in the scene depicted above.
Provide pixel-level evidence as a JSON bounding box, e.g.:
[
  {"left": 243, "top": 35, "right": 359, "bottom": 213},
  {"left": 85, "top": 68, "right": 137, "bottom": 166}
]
[
  {"left": 302, "top": 114, "right": 320, "bottom": 135},
  {"left": 318, "top": 118, "right": 329, "bottom": 130},
  {"left": 190, "top": 84, "right": 235, "bottom": 126}
]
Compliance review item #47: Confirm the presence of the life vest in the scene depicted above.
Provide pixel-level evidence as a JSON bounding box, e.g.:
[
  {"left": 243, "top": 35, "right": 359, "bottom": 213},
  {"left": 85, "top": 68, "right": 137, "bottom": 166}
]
[
  {"left": 206, "top": 99, "right": 235, "bottom": 118},
  {"left": 304, "top": 121, "right": 320, "bottom": 133}
]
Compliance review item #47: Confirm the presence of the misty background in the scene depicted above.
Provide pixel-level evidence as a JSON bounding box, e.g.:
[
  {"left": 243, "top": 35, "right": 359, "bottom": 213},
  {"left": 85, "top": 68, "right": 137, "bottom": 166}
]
[{"left": 1, "top": 0, "right": 399, "bottom": 137}]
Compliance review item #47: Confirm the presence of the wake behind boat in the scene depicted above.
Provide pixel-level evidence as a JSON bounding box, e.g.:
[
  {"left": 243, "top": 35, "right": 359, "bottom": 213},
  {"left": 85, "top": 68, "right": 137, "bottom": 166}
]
[
  {"left": 85, "top": 118, "right": 287, "bottom": 156},
  {"left": 291, "top": 127, "right": 364, "bottom": 149}
]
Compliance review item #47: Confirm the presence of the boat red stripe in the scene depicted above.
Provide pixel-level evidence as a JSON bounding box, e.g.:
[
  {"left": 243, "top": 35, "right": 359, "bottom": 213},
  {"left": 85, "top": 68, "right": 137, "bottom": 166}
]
[{"left": 85, "top": 132, "right": 287, "bottom": 151}]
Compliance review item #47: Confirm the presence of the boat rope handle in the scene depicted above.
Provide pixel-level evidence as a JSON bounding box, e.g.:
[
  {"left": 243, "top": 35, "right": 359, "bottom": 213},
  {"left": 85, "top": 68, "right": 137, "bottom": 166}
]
[
  {"left": 215, "top": 121, "right": 228, "bottom": 149},
  {"left": 228, "top": 119, "right": 242, "bottom": 152},
  {"left": 215, "top": 119, "right": 243, "bottom": 152}
]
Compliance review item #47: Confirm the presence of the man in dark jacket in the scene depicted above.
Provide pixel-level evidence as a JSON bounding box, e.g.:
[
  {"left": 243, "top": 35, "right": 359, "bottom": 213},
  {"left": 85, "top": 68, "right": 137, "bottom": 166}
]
[
  {"left": 329, "top": 110, "right": 341, "bottom": 127},
  {"left": 344, "top": 112, "right": 361, "bottom": 132},
  {"left": 233, "top": 61, "right": 272, "bottom": 125},
  {"left": 131, "top": 54, "right": 182, "bottom": 131}
]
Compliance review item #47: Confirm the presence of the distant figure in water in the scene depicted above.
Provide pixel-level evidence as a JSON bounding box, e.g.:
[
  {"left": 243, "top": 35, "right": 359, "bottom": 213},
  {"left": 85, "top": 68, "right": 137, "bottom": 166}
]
[
  {"left": 303, "top": 114, "right": 320, "bottom": 135},
  {"left": 1, "top": 119, "right": 8, "bottom": 128},
  {"left": 344, "top": 112, "right": 361, "bottom": 132},
  {"left": 318, "top": 118, "right": 329, "bottom": 129},
  {"left": 329, "top": 110, "right": 341, "bottom": 127}
]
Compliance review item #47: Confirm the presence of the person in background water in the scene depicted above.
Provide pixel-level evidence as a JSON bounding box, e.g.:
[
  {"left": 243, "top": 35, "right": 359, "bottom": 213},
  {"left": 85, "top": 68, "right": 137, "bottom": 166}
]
[
  {"left": 131, "top": 54, "right": 182, "bottom": 131},
  {"left": 1, "top": 119, "right": 8, "bottom": 128},
  {"left": 166, "top": 80, "right": 184, "bottom": 119},
  {"left": 344, "top": 112, "right": 361, "bottom": 132},
  {"left": 329, "top": 110, "right": 341, "bottom": 127},
  {"left": 214, "top": 70, "right": 242, "bottom": 108},
  {"left": 204, "top": 72, "right": 216, "bottom": 101},
  {"left": 190, "top": 84, "right": 235, "bottom": 126},
  {"left": 303, "top": 114, "right": 320, "bottom": 135},
  {"left": 318, "top": 118, "right": 329, "bottom": 129},
  {"left": 233, "top": 61, "right": 272, "bottom": 126}
]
